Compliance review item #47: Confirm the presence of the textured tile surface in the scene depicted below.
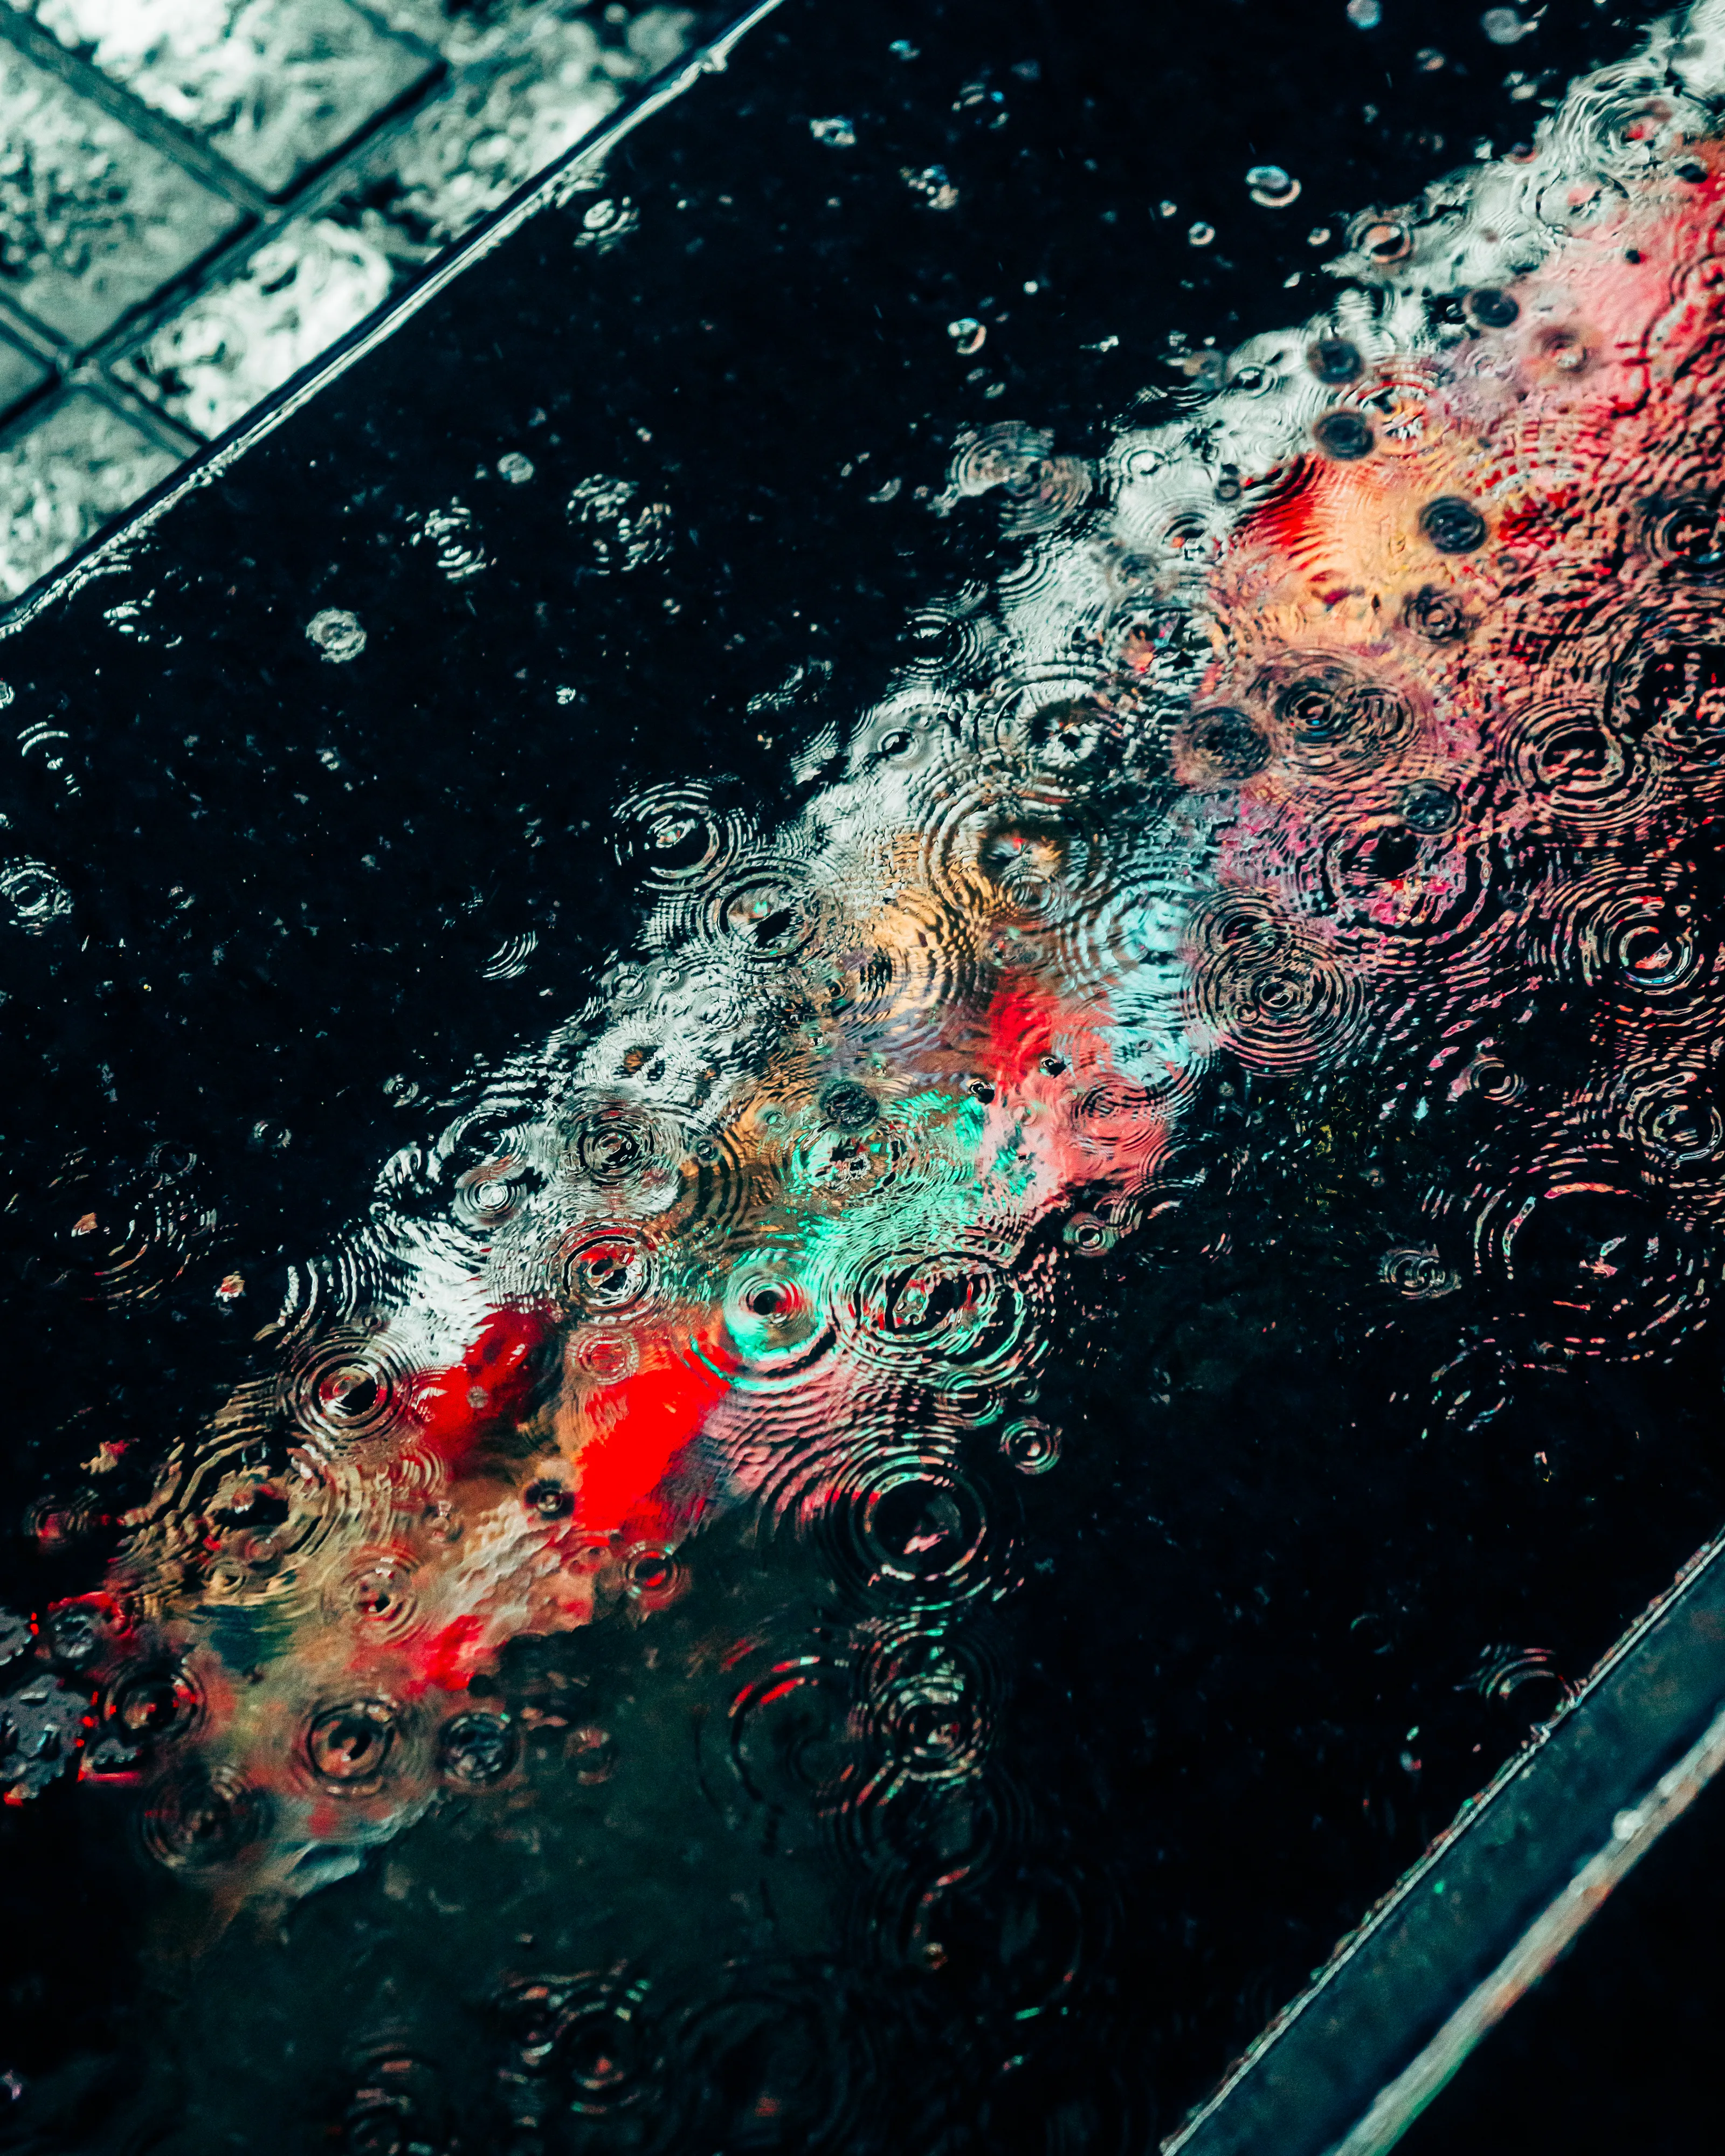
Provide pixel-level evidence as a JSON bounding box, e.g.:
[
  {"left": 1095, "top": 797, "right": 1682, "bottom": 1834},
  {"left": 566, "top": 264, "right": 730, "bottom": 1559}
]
[
  {"left": 20, "top": 0, "right": 436, "bottom": 194},
  {"left": 0, "top": 0, "right": 705, "bottom": 599},
  {"left": 0, "top": 388, "right": 177, "bottom": 594},
  {"left": 0, "top": 41, "right": 243, "bottom": 346},
  {"left": 118, "top": 215, "right": 392, "bottom": 437},
  {"left": 120, "top": 6, "right": 692, "bottom": 432}
]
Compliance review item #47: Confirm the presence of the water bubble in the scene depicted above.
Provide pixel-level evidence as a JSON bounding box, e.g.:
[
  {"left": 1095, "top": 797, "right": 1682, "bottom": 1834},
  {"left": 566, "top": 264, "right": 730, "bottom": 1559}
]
[
  {"left": 496, "top": 451, "right": 534, "bottom": 484},
  {"left": 141, "top": 1767, "right": 270, "bottom": 1868},
  {"left": 1314, "top": 410, "right": 1375, "bottom": 460},
  {"left": 1174, "top": 706, "right": 1269, "bottom": 787},
  {"left": 1481, "top": 6, "right": 1531, "bottom": 45},
  {"left": 571, "top": 1329, "right": 640, "bottom": 1386},
  {"left": 721, "top": 1248, "right": 835, "bottom": 1390},
  {"left": 999, "top": 1417, "right": 1061, "bottom": 1474},
  {"left": 1404, "top": 584, "right": 1470, "bottom": 641},
  {"left": 1466, "top": 286, "right": 1520, "bottom": 327},
  {"left": 106, "top": 1663, "right": 201, "bottom": 1745},
  {"left": 903, "top": 163, "right": 958, "bottom": 210},
  {"left": 574, "top": 196, "right": 638, "bottom": 250},
  {"left": 0, "top": 859, "right": 71, "bottom": 931},
  {"left": 1309, "top": 337, "right": 1363, "bottom": 383},
  {"left": 821, "top": 1447, "right": 1004, "bottom": 1611},
  {"left": 499, "top": 1975, "right": 651, "bottom": 2117},
  {"left": 810, "top": 116, "right": 857, "bottom": 148},
  {"left": 1262, "top": 656, "right": 1416, "bottom": 777},
  {"left": 948, "top": 318, "right": 987, "bottom": 356},
  {"left": 437, "top": 1709, "right": 518, "bottom": 1788},
  {"left": 1246, "top": 165, "right": 1301, "bottom": 209},
  {"left": 560, "top": 1227, "right": 656, "bottom": 1322},
  {"left": 1400, "top": 780, "right": 1460, "bottom": 834},
  {"left": 1350, "top": 215, "right": 1412, "bottom": 264},
  {"left": 1184, "top": 893, "right": 1365, "bottom": 1073},
  {"left": 1346, "top": 0, "right": 1381, "bottom": 24},
  {"left": 305, "top": 1698, "right": 399, "bottom": 1790},
  {"left": 622, "top": 1542, "right": 684, "bottom": 1608},
  {"left": 1186, "top": 222, "right": 1215, "bottom": 247},
  {"left": 282, "top": 1328, "right": 415, "bottom": 1448},
  {"left": 1420, "top": 495, "right": 1488, "bottom": 553},
  {"left": 567, "top": 475, "right": 673, "bottom": 571},
  {"left": 306, "top": 607, "right": 365, "bottom": 662},
  {"left": 42, "top": 1595, "right": 124, "bottom": 1666},
  {"left": 565, "top": 1098, "right": 687, "bottom": 1216},
  {"left": 1063, "top": 1212, "right": 1118, "bottom": 1256},
  {"left": 859, "top": 1622, "right": 998, "bottom": 1782},
  {"left": 1379, "top": 1246, "right": 1460, "bottom": 1300},
  {"left": 410, "top": 499, "right": 489, "bottom": 582},
  {"left": 453, "top": 1152, "right": 535, "bottom": 1234},
  {"left": 819, "top": 1079, "right": 879, "bottom": 1130},
  {"left": 327, "top": 1548, "right": 422, "bottom": 1641}
]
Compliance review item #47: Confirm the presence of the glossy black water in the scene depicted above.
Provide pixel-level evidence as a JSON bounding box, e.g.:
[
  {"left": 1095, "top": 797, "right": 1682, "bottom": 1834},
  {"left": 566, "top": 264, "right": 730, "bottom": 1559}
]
[{"left": 0, "top": 4, "right": 1707, "bottom": 2151}]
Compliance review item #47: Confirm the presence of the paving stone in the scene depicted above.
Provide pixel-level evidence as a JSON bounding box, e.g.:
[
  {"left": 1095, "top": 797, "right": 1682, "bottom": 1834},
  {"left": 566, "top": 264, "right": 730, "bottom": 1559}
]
[
  {"left": 0, "top": 387, "right": 178, "bottom": 595},
  {"left": 119, "top": 5, "right": 693, "bottom": 434},
  {"left": 0, "top": 39, "right": 244, "bottom": 348},
  {"left": 17, "top": 0, "right": 438, "bottom": 195},
  {"left": 0, "top": 0, "right": 704, "bottom": 598},
  {"left": 116, "top": 213, "right": 392, "bottom": 438},
  {"left": 367, "top": 0, "right": 649, "bottom": 61}
]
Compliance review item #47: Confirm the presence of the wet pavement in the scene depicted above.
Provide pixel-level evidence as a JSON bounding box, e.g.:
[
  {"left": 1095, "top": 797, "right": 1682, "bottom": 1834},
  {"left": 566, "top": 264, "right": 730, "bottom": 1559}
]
[{"left": 0, "top": 2, "right": 1720, "bottom": 2151}]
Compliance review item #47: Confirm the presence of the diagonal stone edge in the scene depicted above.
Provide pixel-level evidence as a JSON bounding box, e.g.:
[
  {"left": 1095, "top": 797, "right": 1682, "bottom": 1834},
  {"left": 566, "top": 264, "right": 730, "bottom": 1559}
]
[{"left": 1163, "top": 1520, "right": 1725, "bottom": 2156}]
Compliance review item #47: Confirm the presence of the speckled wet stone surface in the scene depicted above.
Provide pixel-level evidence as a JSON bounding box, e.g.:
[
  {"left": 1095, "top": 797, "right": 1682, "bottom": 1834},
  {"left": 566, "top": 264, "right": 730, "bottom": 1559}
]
[{"left": 0, "top": 40, "right": 242, "bottom": 343}]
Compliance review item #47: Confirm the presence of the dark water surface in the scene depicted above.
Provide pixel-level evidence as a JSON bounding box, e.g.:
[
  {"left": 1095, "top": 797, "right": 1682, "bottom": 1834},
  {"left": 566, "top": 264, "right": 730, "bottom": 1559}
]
[{"left": 0, "top": 2, "right": 1715, "bottom": 2151}]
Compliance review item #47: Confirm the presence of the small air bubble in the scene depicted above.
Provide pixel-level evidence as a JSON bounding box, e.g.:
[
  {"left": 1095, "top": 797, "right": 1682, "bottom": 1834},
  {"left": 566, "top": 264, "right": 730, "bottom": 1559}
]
[
  {"left": 1481, "top": 6, "right": 1530, "bottom": 42},
  {"left": 1245, "top": 165, "right": 1301, "bottom": 208},
  {"left": 306, "top": 609, "right": 365, "bottom": 663}
]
